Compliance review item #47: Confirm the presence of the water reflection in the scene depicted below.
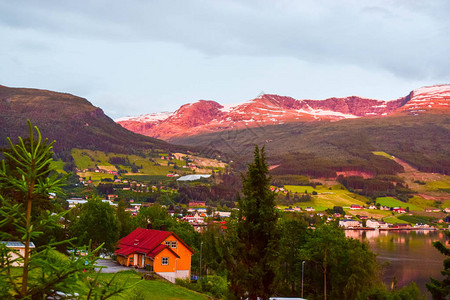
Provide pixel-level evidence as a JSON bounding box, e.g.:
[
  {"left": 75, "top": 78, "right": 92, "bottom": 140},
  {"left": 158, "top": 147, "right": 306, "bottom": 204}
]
[{"left": 345, "top": 230, "right": 448, "bottom": 299}]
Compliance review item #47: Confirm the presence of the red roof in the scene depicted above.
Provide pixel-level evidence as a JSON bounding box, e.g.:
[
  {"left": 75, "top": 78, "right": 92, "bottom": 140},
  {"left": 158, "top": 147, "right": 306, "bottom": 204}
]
[{"left": 115, "top": 228, "right": 193, "bottom": 258}]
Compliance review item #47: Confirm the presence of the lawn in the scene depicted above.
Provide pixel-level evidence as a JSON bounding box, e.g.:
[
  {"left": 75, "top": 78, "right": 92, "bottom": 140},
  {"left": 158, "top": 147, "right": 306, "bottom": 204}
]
[
  {"left": 8, "top": 269, "right": 207, "bottom": 299},
  {"left": 99, "top": 271, "right": 209, "bottom": 300},
  {"left": 376, "top": 197, "right": 422, "bottom": 211}
]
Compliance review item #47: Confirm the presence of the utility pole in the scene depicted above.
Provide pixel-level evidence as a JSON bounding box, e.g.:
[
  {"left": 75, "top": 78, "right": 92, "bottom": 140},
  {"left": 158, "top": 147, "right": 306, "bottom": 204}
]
[
  {"left": 199, "top": 241, "right": 203, "bottom": 279},
  {"left": 302, "top": 261, "right": 305, "bottom": 299}
]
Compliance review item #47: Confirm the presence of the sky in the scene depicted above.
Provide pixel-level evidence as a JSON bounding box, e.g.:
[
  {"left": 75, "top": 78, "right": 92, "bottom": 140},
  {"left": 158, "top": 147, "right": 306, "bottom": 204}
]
[{"left": 1, "top": 0, "right": 449, "bottom": 119}]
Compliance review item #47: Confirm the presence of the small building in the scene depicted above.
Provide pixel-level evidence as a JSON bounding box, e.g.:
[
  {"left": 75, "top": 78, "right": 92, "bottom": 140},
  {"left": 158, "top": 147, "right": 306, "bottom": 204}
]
[
  {"left": 393, "top": 207, "right": 406, "bottom": 213},
  {"left": 182, "top": 212, "right": 205, "bottom": 224},
  {"left": 350, "top": 205, "right": 363, "bottom": 210},
  {"left": 66, "top": 198, "right": 88, "bottom": 208},
  {"left": 0, "top": 241, "right": 35, "bottom": 267},
  {"left": 216, "top": 211, "right": 231, "bottom": 218},
  {"left": 176, "top": 175, "right": 211, "bottom": 182},
  {"left": 443, "top": 208, "right": 450, "bottom": 213},
  {"left": 115, "top": 228, "right": 194, "bottom": 283},
  {"left": 305, "top": 207, "right": 315, "bottom": 212},
  {"left": 366, "top": 219, "right": 389, "bottom": 229},
  {"left": 339, "top": 219, "right": 361, "bottom": 228},
  {"left": 368, "top": 205, "right": 378, "bottom": 210},
  {"left": 392, "top": 223, "right": 411, "bottom": 229},
  {"left": 414, "top": 223, "right": 432, "bottom": 229}
]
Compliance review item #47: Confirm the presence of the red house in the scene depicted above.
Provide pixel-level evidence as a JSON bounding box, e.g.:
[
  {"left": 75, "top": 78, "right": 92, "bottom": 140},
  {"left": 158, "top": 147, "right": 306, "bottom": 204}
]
[
  {"left": 350, "top": 204, "right": 363, "bottom": 210},
  {"left": 115, "top": 228, "right": 194, "bottom": 282},
  {"left": 393, "top": 207, "right": 406, "bottom": 213}
]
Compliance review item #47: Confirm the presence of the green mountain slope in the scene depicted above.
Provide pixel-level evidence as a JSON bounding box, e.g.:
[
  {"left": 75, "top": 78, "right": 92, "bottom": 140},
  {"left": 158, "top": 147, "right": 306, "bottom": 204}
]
[
  {"left": 0, "top": 85, "right": 187, "bottom": 158},
  {"left": 172, "top": 114, "right": 450, "bottom": 176}
]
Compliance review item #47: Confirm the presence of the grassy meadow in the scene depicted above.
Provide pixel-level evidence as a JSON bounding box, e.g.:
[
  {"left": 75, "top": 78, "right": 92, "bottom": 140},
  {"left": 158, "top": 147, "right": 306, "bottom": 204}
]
[
  {"left": 71, "top": 149, "right": 226, "bottom": 184},
  {"left": 283, "top": 185, "right": 368, "bottom": 211},
  {"left": 376, "top": 197, "right": 422, "bottom": 211},
  {"left": 99, "top": 271, "right": 208, "bottom": 300}
]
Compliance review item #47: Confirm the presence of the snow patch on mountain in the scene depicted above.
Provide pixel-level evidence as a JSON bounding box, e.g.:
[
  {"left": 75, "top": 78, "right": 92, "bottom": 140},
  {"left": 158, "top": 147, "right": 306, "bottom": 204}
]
[{"left": 115, "top": 112, "right": 172, "bottom": 122}]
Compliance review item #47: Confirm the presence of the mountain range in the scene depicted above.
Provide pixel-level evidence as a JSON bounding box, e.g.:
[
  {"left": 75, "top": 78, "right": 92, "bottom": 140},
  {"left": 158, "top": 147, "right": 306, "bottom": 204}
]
[
  {"left": 116, "top": 85, "right": 450, "bottom": 141},
  {"left": 0, "top": 85, "right": 187, "bottom": 159},
  {"left": 0, "top": 83, "right": 448, "bottom": 177}
]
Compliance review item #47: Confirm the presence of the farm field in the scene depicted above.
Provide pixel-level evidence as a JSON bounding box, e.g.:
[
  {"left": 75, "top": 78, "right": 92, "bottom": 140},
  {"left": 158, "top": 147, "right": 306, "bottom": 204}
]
[
  {"left": 376, "top": 197, "right": 422, "bottom": 211},
  {"left": 346, "top": 209, "right": 393, "bottom": 219},
  {"left": 71, "top": 149, "right": 226, "bottom": 183},
  {"left": 284, "top": 185, "right": 368, "bottom": 211}
]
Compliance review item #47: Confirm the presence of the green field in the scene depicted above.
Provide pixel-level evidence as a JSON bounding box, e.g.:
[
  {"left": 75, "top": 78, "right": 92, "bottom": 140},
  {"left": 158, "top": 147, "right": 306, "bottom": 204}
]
[
  {"left": 397, "top": 215, "right": 435, "bottom": 225},
  {"left": 78, "top": 171, "right": 115, "bottom": 181},
  {"left": 372, "top": 151, "right": 395, "bottom": 160},
  {"left": 376, "top": 197, "right": 421, "bottom": 211},
  {"left": 99, "top": 271, "right": 208, "bottom": 300},
  {"left": 72, "top": 149, "right": 222, "bottom": 180},
  {"left": 49, "top": 159, "right": 67, "bottom": 174},
  {"left": 284, "top": 185, "right": 368, "bottom": 211},
  {"left": 425, "top": 180, "right": 450, "bottom": 191},
  {"left": 382, "top": 215, "right": 409, "bottom": 224}
]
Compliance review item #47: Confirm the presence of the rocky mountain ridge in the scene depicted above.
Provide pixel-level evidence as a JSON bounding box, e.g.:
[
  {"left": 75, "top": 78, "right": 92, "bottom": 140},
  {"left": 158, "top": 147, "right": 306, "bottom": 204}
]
[{"left": 117, "top": 85, "right": 450, "bottom": 140}]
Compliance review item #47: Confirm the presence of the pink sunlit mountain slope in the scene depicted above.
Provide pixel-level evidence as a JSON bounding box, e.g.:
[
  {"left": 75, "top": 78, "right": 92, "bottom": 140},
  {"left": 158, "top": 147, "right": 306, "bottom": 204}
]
[{"left": 116, "top": 85, "right": 450, "bottom": 141}]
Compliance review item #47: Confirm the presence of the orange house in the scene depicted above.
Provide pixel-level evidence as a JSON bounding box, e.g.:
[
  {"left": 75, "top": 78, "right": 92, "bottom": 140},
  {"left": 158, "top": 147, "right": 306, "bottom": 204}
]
[{"left": 115, "top": 228, "right": 194, "bottom": 282}]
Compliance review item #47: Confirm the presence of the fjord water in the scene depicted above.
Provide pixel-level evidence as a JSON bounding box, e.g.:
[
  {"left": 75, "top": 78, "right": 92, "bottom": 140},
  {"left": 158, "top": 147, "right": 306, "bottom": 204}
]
[{"left": 346, "top": 230, "right": 449, "bottom": 298}]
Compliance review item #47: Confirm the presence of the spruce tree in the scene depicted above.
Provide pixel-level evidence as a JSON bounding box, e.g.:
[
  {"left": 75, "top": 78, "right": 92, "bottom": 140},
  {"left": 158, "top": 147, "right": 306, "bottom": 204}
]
[
  {"left": 427, "top": 231, "right": 450, "bottom": 299},
  {"left": 228, "top": 146, "right": 279, "bottom": 300}
]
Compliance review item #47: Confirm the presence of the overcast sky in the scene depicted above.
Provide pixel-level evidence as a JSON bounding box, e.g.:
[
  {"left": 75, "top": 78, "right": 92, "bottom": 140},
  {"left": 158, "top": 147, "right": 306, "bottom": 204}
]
[{"left": 1, "top": 1, "right": 449, "bottom": 119}]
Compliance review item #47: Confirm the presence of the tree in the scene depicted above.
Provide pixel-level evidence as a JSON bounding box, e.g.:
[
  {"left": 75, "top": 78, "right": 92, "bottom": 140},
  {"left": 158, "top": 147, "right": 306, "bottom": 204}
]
[
  {"left": 116, "top": 199, "right": 132, "bottom": 238},
  {"left": 427, "top": 231, "right": 450, "bottom": 299},
  {"left": 226, "top": 146, "right": 279, "bottom": 299},
  {"left": 0, "top": 121, "right": 66, "bottom": 296},
  {"left": 274, "top": 215, "right": 309, "bottom": 296},
  {"left": 0, "top": 121, "right": 132, "bottom": 299},
  {"left": 70, "top": 198, "right": 119, "bottom": 253},
  {"left": 301, "top": 224, "right": 380, "bottom": 300}
]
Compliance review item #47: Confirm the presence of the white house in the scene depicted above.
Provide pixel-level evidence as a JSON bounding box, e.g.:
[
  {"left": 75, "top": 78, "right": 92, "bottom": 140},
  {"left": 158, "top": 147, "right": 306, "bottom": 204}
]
[
  {"left": 366, "top": 219, "right": 389, "bottom": 229},
  {"left": 0, "top": 241, "right": 35, "bottom": 267},
  {"left": 182, "top": 212, "right": 204, "bottom": 224},
  {"left": 338, "top": 219, "right": 361, "bottom": 228},
  {"left": 66, "top": 198, "right": 88, "bottom": 208}
]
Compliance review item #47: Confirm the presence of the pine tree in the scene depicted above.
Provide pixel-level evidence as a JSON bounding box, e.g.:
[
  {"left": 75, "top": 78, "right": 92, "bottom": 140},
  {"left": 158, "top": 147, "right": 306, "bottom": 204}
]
[
  {"left": 427, "top": 231, "right": 450, "bottom": 299},
  {"left": 227, "top": 146, "right": 279, "bottom": 300}
]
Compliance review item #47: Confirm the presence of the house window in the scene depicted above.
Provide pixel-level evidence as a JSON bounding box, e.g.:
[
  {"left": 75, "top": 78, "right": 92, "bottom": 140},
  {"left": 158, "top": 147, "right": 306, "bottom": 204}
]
[
  {"left": 165, "top": 241, "right": 171, "bottom": 247},
  {"left": 171, "top": 241, "right": 177, "bottom": 248},
  {"left": 162, "top": 257, "right": 169, "bottom": 265}
]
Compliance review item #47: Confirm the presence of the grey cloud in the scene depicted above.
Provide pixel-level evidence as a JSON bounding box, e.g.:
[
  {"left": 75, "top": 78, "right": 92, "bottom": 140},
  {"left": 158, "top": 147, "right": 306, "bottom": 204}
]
[{"left": 1, "top": 0, "right": 449, "bottom": 81}]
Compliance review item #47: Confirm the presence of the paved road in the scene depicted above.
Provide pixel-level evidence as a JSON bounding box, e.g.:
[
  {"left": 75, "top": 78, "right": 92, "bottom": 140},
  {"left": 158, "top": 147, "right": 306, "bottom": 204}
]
[{"left": 95, "top": 259, "right": 134, "bottom": 273}]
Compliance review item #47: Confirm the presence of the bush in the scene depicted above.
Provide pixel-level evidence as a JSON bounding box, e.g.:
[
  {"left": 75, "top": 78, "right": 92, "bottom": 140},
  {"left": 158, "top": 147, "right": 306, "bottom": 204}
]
[{"left": 176, "top": 275, "right": 228, "bottom": 299}]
